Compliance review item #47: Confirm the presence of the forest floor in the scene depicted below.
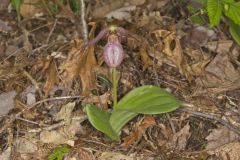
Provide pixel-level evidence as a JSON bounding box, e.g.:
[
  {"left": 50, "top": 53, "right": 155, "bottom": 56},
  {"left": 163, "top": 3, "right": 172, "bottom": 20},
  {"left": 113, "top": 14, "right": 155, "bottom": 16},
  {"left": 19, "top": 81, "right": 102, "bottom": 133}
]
[{"left": 0, "top": 0, "right": 240, "bottom": 159}]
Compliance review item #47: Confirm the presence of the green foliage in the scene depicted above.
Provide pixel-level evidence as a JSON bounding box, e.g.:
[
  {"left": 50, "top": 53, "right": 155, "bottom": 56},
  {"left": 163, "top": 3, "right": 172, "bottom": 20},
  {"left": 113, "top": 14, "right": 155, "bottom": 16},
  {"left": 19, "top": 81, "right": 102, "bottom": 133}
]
[
  {"left": 48, "top": 146, "right": 71, "bottom": 160},
  {"left": 11, "top": 0, "right": 23, "bottom": 22},
  {"left": 115, "top": 86, "right": 181, "bottom": 113},
  {"left": 207, "top": 0, "right": 240, "bottom": 26},
  {"left": 46, "top": 2, "right": 59, "bottom": 14},
  {"left": 86, "top": 104, "right": 119, "bottom": 140},
  {"left": 69, "top": 0, "right": 80, "bottom": 15},
  {"left": 86, "top": 85, "right": 181, "bottom": 141},
  {"left": 229, "top": 20, "right": 240, "bottom": 45},
  {"left": 186, "top": 1, "right": 207, "bottom": 25},
  {"left": 223, "top": 0, "right": 240, "bottom": 25},
  {"left": 207, "top": 0, "right": 223, "bottom": 26},
  {"left": 190, "top": 15, "right": 205, "bottom": 25},
  {"left": 206, "top": 0, "right": 240, "bottom": 45},
  {"left": 98, "top": 74, "right": 112, "bottom": 88}
]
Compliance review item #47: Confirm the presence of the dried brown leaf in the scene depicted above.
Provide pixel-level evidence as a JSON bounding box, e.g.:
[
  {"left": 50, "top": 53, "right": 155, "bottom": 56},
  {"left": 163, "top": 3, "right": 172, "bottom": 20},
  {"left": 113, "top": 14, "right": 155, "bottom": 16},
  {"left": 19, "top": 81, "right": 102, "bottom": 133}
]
[
  {"left": 20, "top": 0, "right": 45, "bottom": 19},
  {"left": 65, "top": 148, "right": 95, "bottom": 160},
  {"left": 195, "top": 50, "right": 240, "bottom": 94},
  {"left": 55, "top": 102, "right": 75, "bottom": 121},
  {"left": 206, "top": 40, "right": 233, "bottom": 54},
  {"left": 121, "top": 115, "right": 156, "bottom": 148},
  {"left": 181, "top": 26, "right": 216, "bottom": 48},
  {"left": 99, "top": 152, "right": 134, "bottom": 160},
  {"left": 207, "top": 142, "right": 240, "bottom": 160},
  {"left": 139, "top": 44, "right": 152, "bottom": 70},
  {"left": 0, "top": 91, "right": 16, "bottom": 116},
  {"left": 15, "top": 138, "right": 38, "bottom": 154},
  {"left": 206, "top": 126, "right": 240, "bottom": 149},
  {"left": 184, "top": 48, "right": 211, "bottom": 76},
  {"left": 166, "top": 123, "right": 191, "bottom": 150},
  {"left": 0, "top": 19, "right": 12, "bottom": 33},
  {"left": 44, "top": 60, "right": 58, "bottom": 96},
  {"left": 59, "top": 39, "right": 97, "bottom": 95},
  {"left": 138, "top": 12, "right": 163, "bottom": 31},
  {"left": 0, "top": 147, "right": 11, "bottom": 160},
  {"left": 152, "top": 30, "right": 193, "bottom": 80},
  {"left": 0, "top": 0, "right": 10, "bottom": 9},
  {"left": 82, "top": 92, "right": 111, "bottom": 110},
  {"left": 92, "top": 0, "right": 145, "bottom": 18},
  {"left": 40, "top": 119, "right": 84, "bottom": 145}
]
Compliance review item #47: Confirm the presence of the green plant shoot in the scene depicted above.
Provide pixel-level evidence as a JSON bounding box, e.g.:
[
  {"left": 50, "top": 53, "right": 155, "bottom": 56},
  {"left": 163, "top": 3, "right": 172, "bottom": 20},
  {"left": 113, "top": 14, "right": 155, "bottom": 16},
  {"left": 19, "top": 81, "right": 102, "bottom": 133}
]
[
  {"left": 11, "top": 0, "right": 23, "bottom": 22},
  {"left": 48, "top": 146, "right": 71, "bottom": 160}
]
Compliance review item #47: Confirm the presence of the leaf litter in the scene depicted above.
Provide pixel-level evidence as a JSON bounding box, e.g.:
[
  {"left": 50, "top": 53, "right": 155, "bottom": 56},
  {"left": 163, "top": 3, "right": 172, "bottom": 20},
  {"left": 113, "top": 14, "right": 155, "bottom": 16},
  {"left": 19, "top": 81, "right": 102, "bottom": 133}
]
[{"left": 0, "top": 0, "right": 240, "bottom": 159}]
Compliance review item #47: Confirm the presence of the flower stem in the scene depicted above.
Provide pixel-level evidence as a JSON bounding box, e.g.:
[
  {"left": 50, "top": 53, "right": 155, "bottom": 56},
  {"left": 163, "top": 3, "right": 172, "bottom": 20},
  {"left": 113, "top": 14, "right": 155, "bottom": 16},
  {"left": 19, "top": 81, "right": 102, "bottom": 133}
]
[{"left": 112, "top": 67, "right": 117, "bottom": 110}]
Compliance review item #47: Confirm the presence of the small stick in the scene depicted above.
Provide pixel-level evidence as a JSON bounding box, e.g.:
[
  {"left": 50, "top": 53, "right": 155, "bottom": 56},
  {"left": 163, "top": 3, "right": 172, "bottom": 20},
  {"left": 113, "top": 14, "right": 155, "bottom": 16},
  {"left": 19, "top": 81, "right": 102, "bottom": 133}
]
[
  {"left": 0, "top": 95, "right": 83, "bottom": 134},
  {"left": 21, "top": 69, "right": 45, "bottom": 102},
  {"left": 46, "top": 18, "right": 57, "bottom": 44},
  {"left": 80, "top": 0, "right": 88, "bottom": 42},
  {"left": 179, "top": 107, "right": 240, "bottom": 135}
]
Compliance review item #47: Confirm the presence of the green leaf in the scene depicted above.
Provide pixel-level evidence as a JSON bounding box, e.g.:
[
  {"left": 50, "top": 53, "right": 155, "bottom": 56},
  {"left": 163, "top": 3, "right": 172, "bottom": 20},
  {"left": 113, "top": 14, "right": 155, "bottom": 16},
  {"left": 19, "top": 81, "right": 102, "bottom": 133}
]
[
  {"left": 229, "top": 21, "right": 240, "bottom": 45},
  {"left": 115, "top": 86, "right": 181, "bottom": 113},
  {"left": 48, "top": 146, "right": 71, "bottom": 160},
  {"left": 110, "top": 85, "right": 181, "bottom": 134},
  {"left": 223, "top": 1, "right": 240, "bottom": 25},
  {"left": 190, "top": 15, "right": 205, "bottom": 25},
  {"left": 207, "top": 0, "right": 223, "bottom": 27},
  {"left": 98, "top": 74, "right": 112, "bottom": 88},
  {"left": 69, "top": 0, "right": 80, "bottom": 15},
  {"left": 85, "top": 104, "right": 119, "bottom": 140},
  {"left": 11, "top": 0, "right": 23, "bottom": 21},
  {"left": 110, "top": 110, "right": 138, "bottom": 135}
]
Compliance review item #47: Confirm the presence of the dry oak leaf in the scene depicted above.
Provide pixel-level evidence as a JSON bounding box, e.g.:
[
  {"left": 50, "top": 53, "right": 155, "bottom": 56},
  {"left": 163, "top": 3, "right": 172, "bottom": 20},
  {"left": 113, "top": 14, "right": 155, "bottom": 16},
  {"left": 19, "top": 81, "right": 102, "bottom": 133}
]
[
  {"left": 195, "top": 50, "right": 240, "bottom": 94},
  {"left": 0, "top": 147, "right": 11, "bottom": 160},
  {"left": 152, "top": 29, "right": 193, "bottom": 80},
  {"left": 20, "top": 0, "right": 45, "bottom": 18},
  {"left": 82, "top": 92, "right": 111, "bottom": 110},
  {"left": 121, "top": 115, "right": 156, "bottom": 148},
  {"left": 206, "top": 126, "right": 239, "bottom": 150},
  {"left": 207, "top": 142, "right": 240, "bottom": 160},
  {"left": 64, "top": 148, "right": 95, "bottom": 160},
  {"left": 59, "top": 39, "right": 97, "bottom": 95},
  {"left": 92, "top": 0, "right": 145, "bottom": 18},
  {"left": 44, "top": 60, "right": 59, "bottom": 96},
  {"left": 184, "top": 48, "right": 211, "bottom": 76},
  {"left": 99, "top": 152, "right": 134, "bottom": 160},
  {"left": 166, "top": 123, "right": 191, "bottom": 150},
  {"left": 139, "top": 44, "right": 153, "bottom": 70},
  {"left": 0, "top": 91, "right": 16, "bottom": 116}
]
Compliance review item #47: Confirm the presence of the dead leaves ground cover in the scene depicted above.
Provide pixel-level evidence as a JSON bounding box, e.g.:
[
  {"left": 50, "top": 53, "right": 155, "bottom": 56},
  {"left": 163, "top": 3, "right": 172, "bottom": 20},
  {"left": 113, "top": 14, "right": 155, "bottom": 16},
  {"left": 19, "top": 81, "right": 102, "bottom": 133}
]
[{"left": 0, "top": 0, "right": 240, "bottom": 159}]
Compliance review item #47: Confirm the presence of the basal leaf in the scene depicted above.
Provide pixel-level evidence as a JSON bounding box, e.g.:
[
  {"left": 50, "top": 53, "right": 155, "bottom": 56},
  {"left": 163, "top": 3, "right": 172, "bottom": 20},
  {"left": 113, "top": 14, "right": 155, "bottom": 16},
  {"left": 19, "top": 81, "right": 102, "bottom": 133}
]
[
  {"left": 85, "top": 104, "right": 119, "bottom": 140},
  {"left": 229, "top": 21, "right": 240, "bottom": 45},
  {"left": 207, "top": 0, "right": 223, "bottom": 27},
  {"left": 116, "top": 85, "right": 181, "bottom": 113},
  {"left": 110, "top": 86, "right": 181, "bottom": 135},
  {"left": 110, "top": 110, "right": 138, "bottom": 135}
]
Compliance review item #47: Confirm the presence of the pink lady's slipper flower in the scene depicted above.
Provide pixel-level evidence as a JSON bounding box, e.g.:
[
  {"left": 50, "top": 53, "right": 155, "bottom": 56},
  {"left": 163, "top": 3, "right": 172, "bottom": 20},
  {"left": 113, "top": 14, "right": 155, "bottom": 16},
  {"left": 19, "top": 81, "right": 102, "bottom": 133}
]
[{"left": 103, "top": 34, "right": 124, "bottom": 68}]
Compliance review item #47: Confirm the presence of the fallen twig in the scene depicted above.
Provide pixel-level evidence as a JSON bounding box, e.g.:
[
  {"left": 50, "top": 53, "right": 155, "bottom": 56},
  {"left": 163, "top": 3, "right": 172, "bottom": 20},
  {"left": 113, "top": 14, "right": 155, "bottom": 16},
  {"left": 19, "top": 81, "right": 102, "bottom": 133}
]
[
  {"left": 0, "top": 95, "right": 83, "bottom": 134},
  {"left": 179, "top": 105, "right": 240, "bottom": 135},
  {"left": 80, "top": 0, "right": 88, "bottom": 41},
  {"left": 46, "top": 18, "right": 58, "bottom": 44}
]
